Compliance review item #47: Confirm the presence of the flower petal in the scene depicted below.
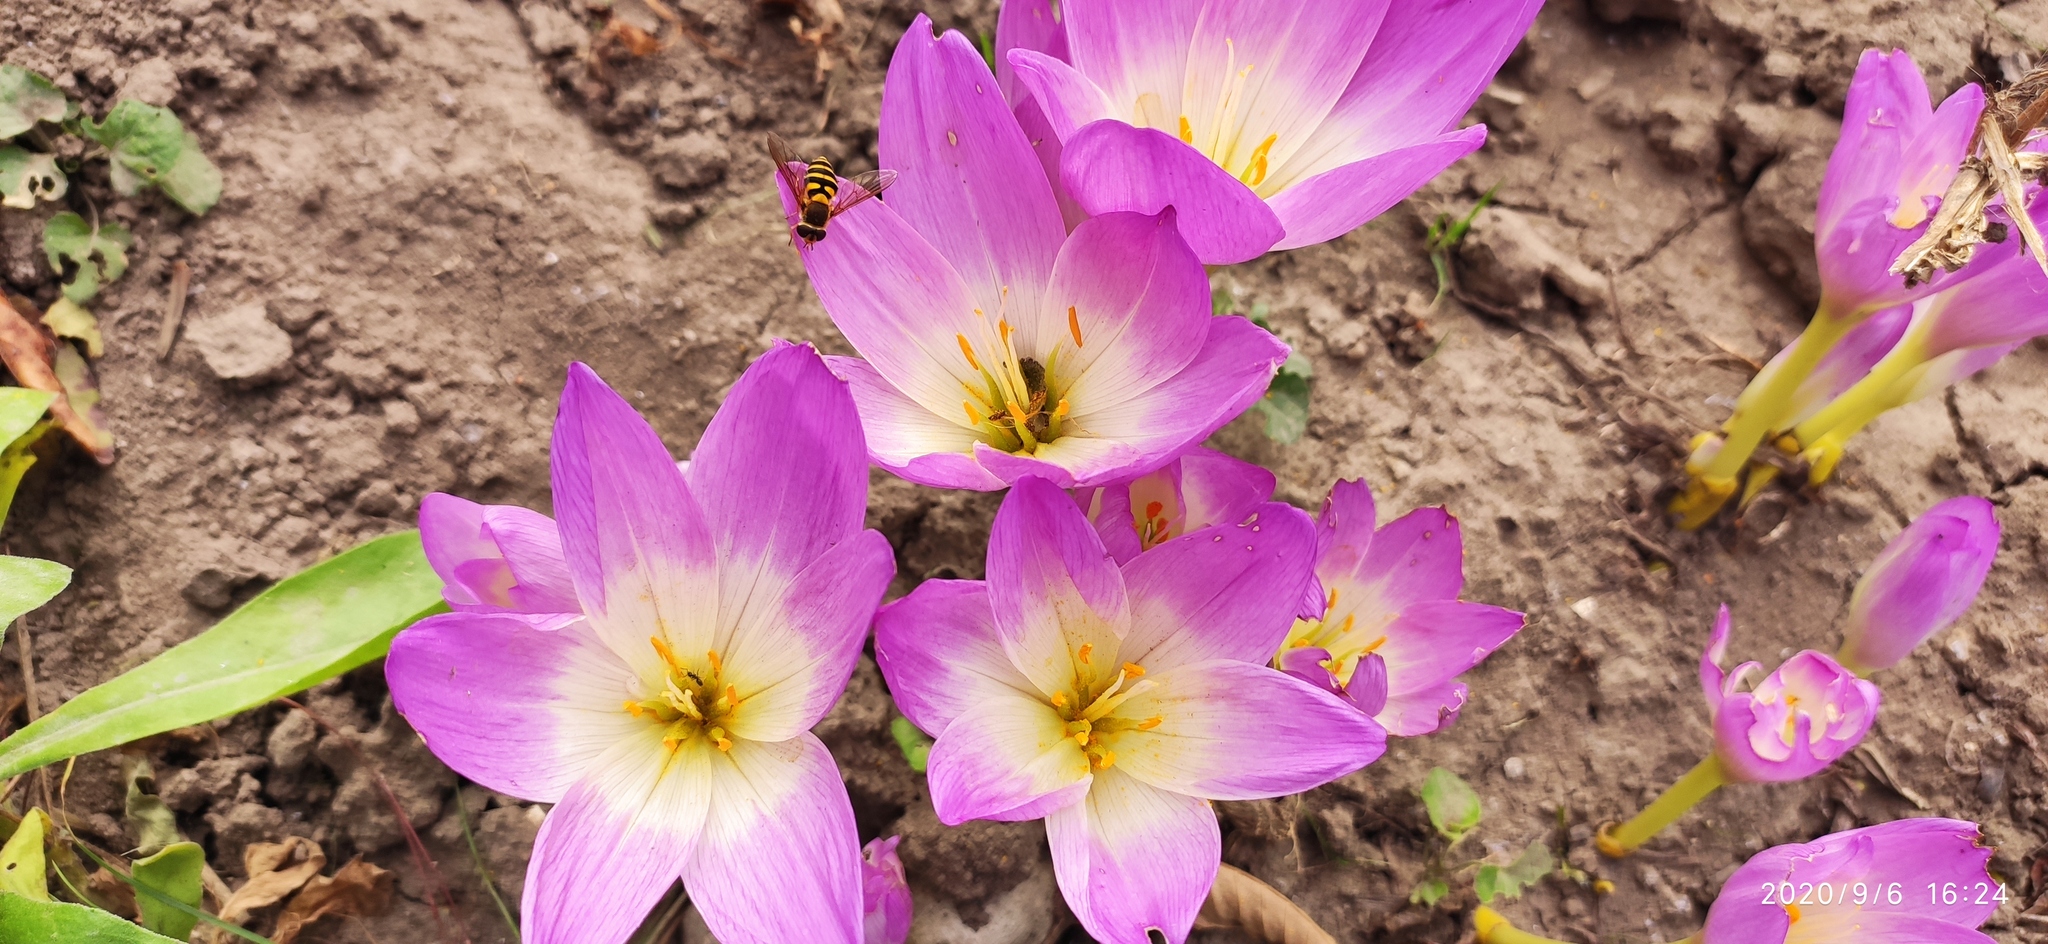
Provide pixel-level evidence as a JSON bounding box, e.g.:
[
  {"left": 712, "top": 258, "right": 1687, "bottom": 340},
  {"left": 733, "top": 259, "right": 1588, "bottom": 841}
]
[
  {"left": 1372, "top": 600, "right": 1524, "bottom": 697},
  {"left": 1015, "top": 95, "right": 1092, "bottom": 231},
  {"left": 1175, "top": 448, "right": 1277, "bottom": 533},
  {"left": 973, "top": 437, "right": 1153, "bottom": 490},
  {"left": 721, "top": 529, "right": 895, "bottom": 743},
  {"left": 1179, "top": 0, "right": 1390, "bottom": 179},
  {"left": 521, "top": 729, "right": 711, "bottom": 944},
  {"left": 1376, "top": 679, "right": 1466, "bottom": 737},
  {"left": 1108, "top": 659, "right": 1386, "bottom": 799},
  {"left": 1045, "top": 767, "right": 1217, "bottom": 944},
  {"left": 873, "top": 578, "right": 1041, "bottom": 737},
  {"left": 987, "top": 476, "right": 1131, "bottom": 697},
  {"left": 1008, "top": 50, "right": 1120, "bottom": 141},
  {"left": 1117, "top": 502, "right": 1318, "bottom": 672},
  {"left": 994, "top": 0, "right": 1068, "bottom": 104},
  {"left": 682, "top": 734, "right": 865, "bottom": 944},
  {"left": 881, "top": 16, "right": 1066, "bottom": 339},
  {"left": 1068, "top": 314, "right": 1288, "bottom": 456},
  {"left": 550, "top": 363, "right": 720, "bottom": 664},
  {"left": 418, "top": 494, "right": 580, "bottom": 615},
  {"left": 1267, "top": 126, "right": 1486, "bottom": 250},
  {"left": 1841, "top": 496, "right": 1999, "bottom": 673},
  {"left": 825, "top": 356, "right": 1007, "bottom": 491},
  {"left": 927, "top": 689, "right": 1091, "bottom": 824},
  {"left": 1049, "top": 210, "right": 1211, "bottom": 413},
  {"left": 1320, "top": 506, "right": 1466, "bottom": 639},
  {"left": 1059, "top": 0, "right": 1202, "bottom": 128},
  {"left": 1920, "top": 247, "right": 2048, "bottom": 354},
  {"left": 387, "top": 611, "right": 641, "bottom": 803},
  {"left": 1061, "top": 120, "right": 1287, "bottom": 264},
  {"left": 1705, "top": 819, "right": 1998, "bottom": 944}
]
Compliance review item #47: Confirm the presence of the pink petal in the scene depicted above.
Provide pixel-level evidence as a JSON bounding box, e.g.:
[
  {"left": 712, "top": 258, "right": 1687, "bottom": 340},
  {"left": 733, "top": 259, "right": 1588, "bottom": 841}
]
[
  {"left": 1117, "top": 502, "right": 1318, "bottom": 672},
  {"left": 386, "top": 611, "right": 642, "bottom": 803},
  {"left": 550, "top": 363, "right": 720, "bottom": 659},
  {"left": 1110, "top": 659, "right": 1386, "bottom": 799},
  {"left": 986, "top": 476, "right": 1131, "bottom": 697},
  {"left": 1045, "top": 768, "right": 1217, "bottom": 944},
  {"left": 973, "top": 436, "right": 1153, "bottom": 490},
  {"left": 721, "top": 529, "right": 895, "bottom": 743},
  {"left": 1921, "top": 248, "right": 2048, "bottom": 354},
  {"left": 1069, "top": 314, "right": 1289, "bottom": 459},
  {"left": 1372, "top": 600, "right": 1524, "bottom": 697},
  {"left": 1049, "top": 209, "right": 1211, "bottom": 411},
  {"left": 521, "top": 731, "right": 711, "bottom": 944},
  {"left": 1376, "top": 678, "right": 1466, "bottom": 737},
  {"left": 1313, "top": 478, "right": 1378, "bottom": 567},
  {"left": 825, "top": 356, "right": 1007, "bottom": 491},
  {"left": 1178, "top": 0, "right": 1390, "bottom": 181},
  {"left": 417, "top": 493, "right": 580, "bottom": 615},
  {"left": 881, "top": 16, "right": 1066, "bottom": 336},
  {"left": 1061, "top": 120, "right": 1287, "bottom": 264},
  {"left": 994, "top": 0, "right": 1069, "bottom": 104},
  {"left": 1059, "top": 0, "right": 1202, "bottom": 127},
  {"left": 926, "top": 689, "right": 1090, "bottom": 824},
  {"left": 860, "top": 836, "right": 913, "bottom": 944},
  {"left": 1267, "top": 126, "right": 1486, "bottom": 250},
  {"left": 1078, "top": 481, "right": 1149, "bottom": 564},
  {"left": 1705, "top": 819, "right": 1998, "bottom": 944},
  {"left": 873, "top": 578, "right": 1042, "bottom": 737},
  {"left": 1357, "top": 506, "right": 1465, "bottom": 606},
  {"left": 1015, "top": 95, "right": 1091, "bottom": 231},
  {"left": 1174, "top": 448, "right": 1277, "bottom": 533},
  {"left": 682, "top": 735, "right": 865, "bottom": 944},
  {"left": 1841, "top": 496, "right": 1999, "bottom": 673},
  {"left": 1007, "top": 50, "right": 1119, "bottom": 141}
]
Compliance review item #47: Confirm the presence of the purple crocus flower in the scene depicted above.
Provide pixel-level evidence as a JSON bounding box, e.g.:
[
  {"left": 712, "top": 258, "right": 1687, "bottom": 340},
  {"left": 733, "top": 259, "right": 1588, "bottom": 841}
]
[
  {"left": 873, "top": 476, "right": 1384, "bottom": 944},
  {"left": 1840, "top": 497, "right": 2000, "bottom": 675},
  {"left": 1002, "top": 0, "right": 1544, "bottom": 263},
  {"left": 860, "top": 836, "right": 912, "bottom": 944},
  {"left": 1701, "top": 606, "right": 1880, "bottom": 783},
  {"left": 1074, "top": 446, "right": 1276, "bottom": 563},
  {"left": 385, "top": 345, "right": 897, "bottom": 944},
  {"left": 1277, "top": 480, "right": 1525, "bottom": 736},
  {"left": 416, "top": 493, "right": 580, "bottom": 619},
  {"left": 789, "top": 17, "right": 1287, "bottom": 491},
  {"left": 1701, "top": 819, "right": 1999, "bottom": 944}
]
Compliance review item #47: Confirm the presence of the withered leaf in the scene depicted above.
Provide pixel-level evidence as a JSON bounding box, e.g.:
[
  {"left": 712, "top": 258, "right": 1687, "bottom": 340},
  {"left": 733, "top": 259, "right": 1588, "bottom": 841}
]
[
  {"left": 0, "top": 294, "right": 115, "bottom": 464},
  {"left": 270, "top": 857, "right": 393, "bottom": 944},
  {"left": 200, "top": 835, "right": 325, "bottom": 944},
  {"left": 1195, "top": 863, "right": 1337, "bottom": 944}
]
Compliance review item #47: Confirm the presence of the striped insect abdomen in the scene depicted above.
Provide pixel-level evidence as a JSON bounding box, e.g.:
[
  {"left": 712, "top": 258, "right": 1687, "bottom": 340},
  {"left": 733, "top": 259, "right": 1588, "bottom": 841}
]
[{"left": 802, "top": 158, "right": 838, "bottom": 227}]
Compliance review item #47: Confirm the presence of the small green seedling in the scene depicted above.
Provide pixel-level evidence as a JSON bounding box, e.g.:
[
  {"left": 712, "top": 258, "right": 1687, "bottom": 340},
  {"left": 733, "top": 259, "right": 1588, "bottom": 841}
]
[
  {"left": 890, "top": 716, "right": 933, "bottom": 773},
  {"left": 1426, "top": 184, "right": 1499, "bottom": 307}
]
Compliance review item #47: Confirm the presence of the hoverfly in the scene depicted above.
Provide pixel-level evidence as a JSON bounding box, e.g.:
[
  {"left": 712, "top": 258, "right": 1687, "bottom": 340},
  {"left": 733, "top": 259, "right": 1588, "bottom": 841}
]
[{"left": 767, "top": 132, "right": 898, "bottom": 247}]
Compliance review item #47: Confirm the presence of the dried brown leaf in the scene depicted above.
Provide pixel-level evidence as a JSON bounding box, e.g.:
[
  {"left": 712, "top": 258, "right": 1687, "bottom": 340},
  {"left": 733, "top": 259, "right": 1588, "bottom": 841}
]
[
  {"left": 270, "top": 857, "right": 394, "bottom": 944},
  {"left": 1195, "top": 863, "right": 1337, "bottom": 944},
  {"left": 0, "top": 293, "right": 114, "bottom": 464},
  {"left": 200, "top": 836, "right": 326, "bottom": 944}
]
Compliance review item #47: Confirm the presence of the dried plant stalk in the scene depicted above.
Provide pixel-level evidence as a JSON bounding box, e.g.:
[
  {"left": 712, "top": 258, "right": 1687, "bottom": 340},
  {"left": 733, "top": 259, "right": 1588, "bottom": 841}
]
[
  {"left": 1892, "top": 59, "right": 2048, "bottom": 285},
  {"left": 1194, "top": 864, "right": 1337, "bottom": 944}
]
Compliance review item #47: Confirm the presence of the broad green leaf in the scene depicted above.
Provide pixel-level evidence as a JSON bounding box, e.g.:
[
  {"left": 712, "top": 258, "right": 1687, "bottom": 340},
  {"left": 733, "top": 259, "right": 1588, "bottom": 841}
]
[
  {"left": 0, "top": 66, "right": 67, "bottom": 139},
  {"left": 889, "top": 716, "right": 931, "bottom": 773},
  {"left": 0, "top": 390, "right": 57, "bottom": 532},
  {"left": 0, "top": 557, "right": 71, "bottom": 650},
  {"left": 132, "top": 843, "right": 204, "bottom": 941},
  {"left": 0, "top": 146, "right": 67, "bottom": 209},
  {"left": 42, "top": 213, "right": 131, "bottom": 303},
  {"left": 0, "top": 532, "right": 446, "bottom": 781},
  {"left": 1408, "top": 878, "right": 1449, "bottom": 907},
  {"left": 0, "top": 893, "right": 183, "bottom": 943},
  {"left": 41, "top": 299, "right": 101, "bottom": 357},
  {"left": 77, "top": 101, "right": 221, "bottom": 215},
  {"left": 123, "top": 757, "right": 180, "bottom": 859},
  {"left": 1420, "top": 767, "right": 1481, "bottom": 844},
  {"left": 0, "top": 810, "right": 51, "bottom": 901},
  {"left": 1253, "top": 358, "right": 1311, "bottom": 445},
  {"left": 1475, "top": 842, "right": 1554, "bottom": 903},
  {"left": 0, "top": 389, "right": 55, "bottom": 446}
]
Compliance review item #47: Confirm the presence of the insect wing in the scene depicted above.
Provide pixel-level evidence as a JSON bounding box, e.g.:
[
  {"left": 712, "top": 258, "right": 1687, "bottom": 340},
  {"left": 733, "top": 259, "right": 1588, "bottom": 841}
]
[
  {"left": 765, "top": 133, "right": 810, "bottom": 209},
  {"left": 829, "top": 169, "right": 899, "bottom": 217}
]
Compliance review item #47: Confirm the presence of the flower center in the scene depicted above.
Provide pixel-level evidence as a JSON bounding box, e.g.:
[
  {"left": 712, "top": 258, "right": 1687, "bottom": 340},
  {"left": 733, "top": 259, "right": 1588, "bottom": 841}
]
[
  {"left": 1137, "top": 38, "right": 1283, "bottom": 192},
  {"left": 624, "top": 636, "right": 744, "bottom": 754},
  {"left": 1282, "top": 588, "right": 1387, "bottom": 684},
  {"left": 954, "top": 295, "right": 1082, "bottom": 455},
  {"left": 1045, "top": 654, "right": 1159, "bottom": 771}
]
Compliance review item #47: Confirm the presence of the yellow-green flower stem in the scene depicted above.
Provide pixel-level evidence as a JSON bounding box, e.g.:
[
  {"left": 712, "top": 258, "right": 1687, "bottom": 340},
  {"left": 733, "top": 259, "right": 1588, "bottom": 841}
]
[
  {"left": 1597, "top": 755, "right": 1728, "bottom": 858},
  {"left": 1791, "top": 329, "right": 1932, "bottom": 448},
  {"left": 1475, "top": 906, "right": 1574, "bottom": 944},
  {"left": 1672, "top": 305, "right": 1857, "bottom": 529}
]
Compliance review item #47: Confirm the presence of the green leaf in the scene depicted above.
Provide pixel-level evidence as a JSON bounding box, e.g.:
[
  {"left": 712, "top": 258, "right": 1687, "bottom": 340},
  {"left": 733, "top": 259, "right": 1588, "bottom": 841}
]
[
  {"left": 77, "top": 101, "right": 222, "bottom": 215},
  {"left": 889, "top": 716, "right": 932, "bottom": 773},
  {"left": 1211, "top": 285, "right": 1237, "bottom": 317},
  {"left": 41, "top": 299, "right": 102, "bottom": 358},
  {"left": 1475, "top": 842, "right": 1554, "bottom": 903},
  {"left": 1420, "top": 767, "right": 1481, "bottom": 844},
  {"left": 0, "top": 146, "right": 67, "bottom": 209},
  {"left": 0, "top": 810, "right": 52, "bottom": 901},
  {"left": 0, "top": 557, "right": 70, "bottom": 650},
  {"left": 0, "top": 893, "right": 184, "bottom": 943},
  {"left": 0, "top": 389, "right": 58, "bottom": 532},
  {"left": 132, "top": 843, "right": 204, "bottom": 941},
  {"left": 0, "top": 389, "right": 56, "bottom": 447},
  {"left": 42, "top": 213, "right": 132, "bottom": 303},
  {"left": 1426, "top": 185, "right": 1499, "bottom": 306},
  {"left": 0, "top": 532, "right": 446, "bottom": 782},
  {"left": 123, "top": 757, "right": 181, "bottom": 859},
  {"left": 0, "top": 66, "right": 68, "bottom": 139},
  {"left": 1408, "top": 878, "right": 1449, "bottom": 907},
  {"left": 1252, "top": 361, "right": 1311, "bottom": 444}
]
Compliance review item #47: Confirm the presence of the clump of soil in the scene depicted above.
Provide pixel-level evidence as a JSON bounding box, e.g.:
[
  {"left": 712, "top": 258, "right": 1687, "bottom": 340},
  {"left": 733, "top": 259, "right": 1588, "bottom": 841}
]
[{"left": 3, "top": 0, "right": 2046, "bottom": 941}]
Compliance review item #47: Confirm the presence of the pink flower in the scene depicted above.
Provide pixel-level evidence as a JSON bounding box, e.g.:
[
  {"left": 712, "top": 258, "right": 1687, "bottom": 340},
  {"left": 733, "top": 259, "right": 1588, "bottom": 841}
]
[
  {"left": 1840, "top": 497, "right": 2000, "bottom": 674},
  {"left": 385, "top": 345, "right": 897, "bottom": 944},
  {"left": 417, "top": 493, "right": 579, "bottom": 620},
  {"left": 1701, "top": 819, "right": 1998, "bottom": 944},
  {"left": 1075, "top": 446, "right": 1276, "bottom": 562},
  {"left": 790, "top": 17, "right": 1287, "bottom": 491},
  {"left": 1277, "top": 480, "right": 1525, "bottom": 736},
  {"left": 1700, "top": 607, "right": 1880, "bottom": 783},
  {"left": 860, "top": 836, "right": 912, "bottom": 944},
  {"left": 1003, "top": 0, "right": 1542, "bottom": 263},
  {"left": 873, "top": 477, "right": 1383, "bottom": 944}
]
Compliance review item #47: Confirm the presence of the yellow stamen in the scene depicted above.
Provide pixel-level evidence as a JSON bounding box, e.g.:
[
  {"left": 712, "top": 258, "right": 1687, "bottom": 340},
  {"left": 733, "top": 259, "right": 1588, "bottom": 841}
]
[
  {"left": 1786, "top": 903, "right": 1802, "bottom": 924},
  {"left": 1093, "top": 750, "right": 1116, "bottom": 769},
  {"left": 1360, "top": 634, "right": 1386, "bottom": 654},
  {"left": 710, "top": 727, "right": 733, "bottom": 752},
  {"left": 624, "top": 701, "right": 646, "bottom": 718},
  {"left": 1050, "top": 691, "right": 1069, "bottom": 708},
  {"left": 957, "top": 333, "right": 982, "bottom": 371},
  {"left": 1068, "top": 306, "right": 1084, "bottom": 347},
  {"left": 1051, "top": 398, "right": 1069, "bottom": 419},
  {"left": 1077, "top": 643, "right": 1093, "bottom": 665},
  {"left": 964, "top": 400, "right": 981, "bottom": 426},
  {"left": 725, "top": 684, "right": 739, "bottom": 707},
  {"left": 706, "top": 649, "right": 723, "bottom": 675},
  {"left": 1122, "top": 662, "right": 1145, "bottom": 679},
  {"left": 1326, "top": 587, "right": 1339, "bottom": 610},
  {"left": 1178, "top": 115, "right": 1193, "bottom": 144},
  {"left": 663, "top": 735, "right": 683, "bottom": 752},
  {"left": 1138, "top": 715, "right": 1163, "bottom": 731},
  {"left": 1239, "top": 133, "right": 1277, "bottom": 187},
  {"left": 650, "top": 635, "right": 680, "bottom": 667}
]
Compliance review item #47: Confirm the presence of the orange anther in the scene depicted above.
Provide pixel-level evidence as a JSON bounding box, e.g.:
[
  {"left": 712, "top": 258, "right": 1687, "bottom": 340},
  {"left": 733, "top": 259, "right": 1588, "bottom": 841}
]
[
  {"left": 1077, "top": 643, "right": 1093, "bottom": 665},
  {"left": 1122, "top": 662, "right": 1145, "bottom": 679},
  {"left": 957, "top": 334, "right": 982, "bottom": 371},
  {"left": 1145, "top": 501, "right": 1164, "bottom": 519},
  {"left": 706, "top": 649, "right": 723, "bottom": 675},
  {"left": 1138, "top": 716, "right": 1163, "bottom": 730},
  {"left": 1068, "top": 306, "right": 1084, "bottom": 347}
]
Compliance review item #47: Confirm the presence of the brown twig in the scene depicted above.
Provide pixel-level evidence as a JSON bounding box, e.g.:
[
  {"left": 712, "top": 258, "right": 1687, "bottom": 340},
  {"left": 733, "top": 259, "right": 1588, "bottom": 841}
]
[
  {"left": 157, "top": 261, "right": 191, "bottom": 360},
  {"left": 13, "top": 615, "right": 50, "bottom": 812},
  {"left": 277, "top": 697, "right": 471, "bottom": 944}
]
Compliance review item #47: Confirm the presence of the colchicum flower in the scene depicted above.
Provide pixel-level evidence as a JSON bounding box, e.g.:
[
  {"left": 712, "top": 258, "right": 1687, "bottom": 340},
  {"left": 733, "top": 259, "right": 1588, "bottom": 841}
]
[
  {"left": 1002, "top": 0, "right": 1544, "bottom": 264},
  {"left": 385, "top": 345, "right": 896, "bottom": 944},
  {"left": 873, "top": 477, "right": 1384, "bottom": 943},
  {"left": 1074, "top": 446, "right": 1276, "bottom": 562},
  {"left": 1482, "top": 819, "right": 2001, "bottom": 944},
  {"left": 1277, "top": 480, "right": 1525, "bottom": 735},
  {"left": 790, "top": 17, "right": 1287, "bottom": 491},
  {"left": 1672, "top": 49, "right": 2005, "bottom": 527},
  {"left": 860, "top": 836, "right": 913, "bottom": 944},
  {"left": 1839, "top": 496, "right": 2000, "bottom": 675},
  {"left": 1600, "top": 607, "right": 1880, "bottom": 857}
]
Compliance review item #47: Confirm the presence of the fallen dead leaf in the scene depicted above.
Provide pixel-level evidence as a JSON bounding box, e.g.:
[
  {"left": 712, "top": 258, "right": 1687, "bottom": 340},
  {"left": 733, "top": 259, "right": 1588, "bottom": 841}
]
[
  {"left": 0, "top": 293, "right": 114, "bottom": 464},
  {"left": 270, "top": 856, "right": 394, "bottom": 944},
  {"left": 199, "top": 836, "right": 326, "bottom": 944},
  {"left": 1195, "top": 863, "right": 1338, "bottom": 944}
]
